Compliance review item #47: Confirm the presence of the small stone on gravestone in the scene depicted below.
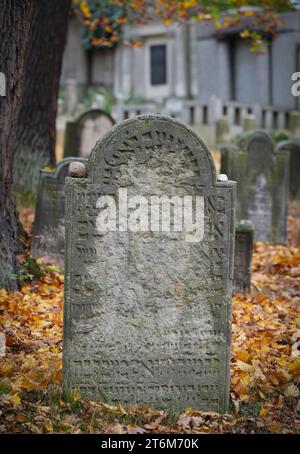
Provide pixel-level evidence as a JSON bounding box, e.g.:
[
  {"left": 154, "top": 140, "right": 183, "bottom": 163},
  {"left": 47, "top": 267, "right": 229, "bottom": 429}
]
[
  {"left": 220, "top": 130, "right": 290, "bottom": 244},
  {"left": 32, "top": 157, "right": 87, "bottom": 267},
  {"left": 63, "top": 115, "right": 236, "bottom": 412},
  {"left": 64, "top": 109, "right": 115, "bottom": 159},
  {"left": 68, "top": 161, "right": 86, "bottom": 178},
  {"left": 276, "top": 140, "right": 300, "bottom": 199},
  {"left": 234, "top": 220, "right": 254, "bottom": 294},
  {"left": 217, "top": 174, "right": 228, "bottom": 182}
]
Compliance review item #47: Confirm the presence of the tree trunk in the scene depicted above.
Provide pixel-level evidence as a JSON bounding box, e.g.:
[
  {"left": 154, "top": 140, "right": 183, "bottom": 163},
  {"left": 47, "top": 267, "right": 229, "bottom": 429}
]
[
  {"left": 15, "top": 0, "right": 71, "bottom": 166},
  {"left": 0, "top": 0, "right": 34, "bottom": 290}
]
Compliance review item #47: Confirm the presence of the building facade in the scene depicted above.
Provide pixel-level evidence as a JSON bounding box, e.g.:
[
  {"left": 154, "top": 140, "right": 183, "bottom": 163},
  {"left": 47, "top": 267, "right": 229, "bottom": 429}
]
[{"left": 61, "top": 11, "right": 300, "bottom": 110}]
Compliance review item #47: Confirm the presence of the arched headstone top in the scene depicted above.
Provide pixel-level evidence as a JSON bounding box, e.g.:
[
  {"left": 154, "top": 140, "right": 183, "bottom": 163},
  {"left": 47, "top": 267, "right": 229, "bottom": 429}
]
[
  {"left": 64, "top": 110, "right": 115, "bottom": 159},
  {"left": 276, "top": 139, "right": 300, "bottom": 152},
  {"left": 238, "top": 130, "right": 276, "bottom": 176},
  {"left": 87, "top": 115, "right": 217, "bottom": 188},
  {"left": 76, "top": 108, "right": 115, "bottom": 126},
  {"left": 238, "top": 130, "right": 275, "bottom": 157}
]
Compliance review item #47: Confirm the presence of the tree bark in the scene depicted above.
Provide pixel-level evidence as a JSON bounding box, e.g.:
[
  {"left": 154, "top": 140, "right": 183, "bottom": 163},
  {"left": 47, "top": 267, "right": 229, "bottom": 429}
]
[
  {"left": 0, "top": 0, "right": 34, "bottom": 290},
  {"left": 15, "top": 0, "right": 71, "bottom": 166}
]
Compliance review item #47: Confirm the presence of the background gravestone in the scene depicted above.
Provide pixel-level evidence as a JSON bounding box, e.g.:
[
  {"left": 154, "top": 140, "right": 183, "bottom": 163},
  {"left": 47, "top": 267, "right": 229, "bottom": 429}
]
[
  {"left": 242, "top": 114, "right": 256, "bottom": 133},
  {"left": 234, "top": 220, "right": 254, "bottom": 294},
  {"left": 32, "top": 157, "right": 87, "bottom": 267},
  {"left": 216, "top": 116, "right": 230, "bottom": 145},
  {"left": 289, "top": 111, "right": 300, "bottom": 139},
  {"left": 63, "top": 115, "right": 236, "bottom": 413},
  {"left": 64, "top": 109, "right": 115, "bottom": 159},
  {"left": 221, "top": 131, "right": 289, "bottom": 244},
  {"left": 276, "top": 140, "right": 300, "bottom": 200}
]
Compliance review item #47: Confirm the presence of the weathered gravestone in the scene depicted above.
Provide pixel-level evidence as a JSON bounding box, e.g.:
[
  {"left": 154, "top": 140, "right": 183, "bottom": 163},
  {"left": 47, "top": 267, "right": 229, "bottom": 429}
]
[
  {"left": 32, "top": 157, "right": 87, "bottom": 266},
  {"left": 221, "top": 131, "right": 289, "bottom": 244},
  {"left": 64, "top": 109, "right": 115, "bottom": 159},
  {"left": 64, "top": 78, "right": 78, "bottom": 117},
  {"left": 216, "top": 116, "right": 230, "bottom": 145},
  {"left": 276, "top": 140, "right": 300, "bottom": 199},
  {"left": 234, "top": 220, "right": 254, "bottom": 294},
  {"left": 242, "top": 114, "right": 256, "bottom": 133},
  {"left": 63, "top": 115, "right": 236, "bottom": 412},
  {"left": 289, "top": 111, "right": 300, "bottom": 139}
]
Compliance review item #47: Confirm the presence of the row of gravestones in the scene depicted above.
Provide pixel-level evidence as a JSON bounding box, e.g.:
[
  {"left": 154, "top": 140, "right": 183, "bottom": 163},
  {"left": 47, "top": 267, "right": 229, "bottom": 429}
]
[
  {"left": 62, "top": 107, "right": 300, "bottom": 203},
  {"left": 31, "top": 115, "right": 298, "bottom": 413},
  {"left": 31, "top": 157, "right": 254, "bottom": 294},
  {"left": 32, "top": 109, "right": 114, "bottom": 264},
  {"left": 32, "top": 130, "right": 299, "bottom": 290}
]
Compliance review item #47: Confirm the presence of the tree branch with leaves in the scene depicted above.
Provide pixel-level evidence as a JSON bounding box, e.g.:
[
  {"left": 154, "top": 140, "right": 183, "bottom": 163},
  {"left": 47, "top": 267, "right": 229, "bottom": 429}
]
[{"left": 73, "top": 0, "right": 294, "bottom": 52}]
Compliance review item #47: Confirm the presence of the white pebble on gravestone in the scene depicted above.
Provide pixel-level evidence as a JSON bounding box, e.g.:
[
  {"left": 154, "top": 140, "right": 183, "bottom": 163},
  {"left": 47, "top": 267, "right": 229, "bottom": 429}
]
[{"left": 217, "top": 174, "right": 228, "bottom": 182}]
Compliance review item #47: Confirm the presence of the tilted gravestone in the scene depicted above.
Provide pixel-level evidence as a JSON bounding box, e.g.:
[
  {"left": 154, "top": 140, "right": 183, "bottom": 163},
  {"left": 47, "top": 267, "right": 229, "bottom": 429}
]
[
  {"left": 221, "top": 131, "right": 289, "bottom": 244},
  {"left": 32, "top": 157, "right": 87, "bottom": 266},
  {"left": 234, "top": 220, "right": 254, "bottom": 294},
  {"left": 276, "top": 140, "right": 300, "bottom": 200},
  {"left": 63, "top": 115, "right": 236, "bottom": 412},
  {"left": 64, "top": 109, "right": 115, "bottom": 159}
]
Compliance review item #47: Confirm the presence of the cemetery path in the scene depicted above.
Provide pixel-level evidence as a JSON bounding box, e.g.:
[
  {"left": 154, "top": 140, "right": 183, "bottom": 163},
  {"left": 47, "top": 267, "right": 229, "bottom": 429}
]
[{"left": 0, "top": 210, "right": 299, "bottom": 434}]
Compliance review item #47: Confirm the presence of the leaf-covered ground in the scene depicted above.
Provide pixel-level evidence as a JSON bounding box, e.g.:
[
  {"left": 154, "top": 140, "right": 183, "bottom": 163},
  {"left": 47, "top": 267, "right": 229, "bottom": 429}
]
[{"left": 0, "top": 206, "right": 299, "bottom": 434}]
